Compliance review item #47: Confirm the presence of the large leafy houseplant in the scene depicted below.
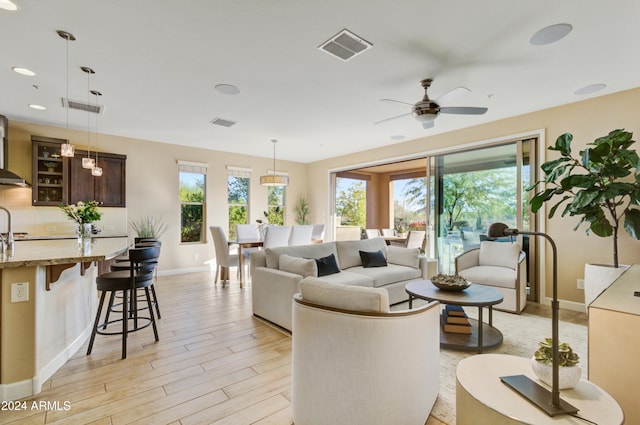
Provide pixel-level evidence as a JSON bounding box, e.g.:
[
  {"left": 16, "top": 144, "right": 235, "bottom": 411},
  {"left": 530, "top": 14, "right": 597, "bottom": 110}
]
[{"left": 528, "top": 129, "right": 640, "bottom": 268}]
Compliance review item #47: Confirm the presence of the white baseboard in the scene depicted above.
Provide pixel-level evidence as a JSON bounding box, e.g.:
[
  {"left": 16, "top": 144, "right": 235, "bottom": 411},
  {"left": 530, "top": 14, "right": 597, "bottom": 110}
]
[
  {"left": 158, "top": 266, "right": 211, "bottom": 276},
  {"left": 0, "top": 379, "right": 33, "bottom": 402},
  {"left": 539, "top": 297, "right": 586, "bottom": 313},
  {"left": 33, "top": 322, "right": 94, "bottom": 395},
  {"left": 1, "top": 322, "right": 94, "bottom": 401}
]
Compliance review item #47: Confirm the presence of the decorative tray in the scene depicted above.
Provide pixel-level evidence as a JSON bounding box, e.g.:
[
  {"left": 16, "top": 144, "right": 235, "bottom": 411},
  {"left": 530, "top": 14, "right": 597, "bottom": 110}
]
[{"left": 430, "top": 274, "right": 470, "bottom": 291}]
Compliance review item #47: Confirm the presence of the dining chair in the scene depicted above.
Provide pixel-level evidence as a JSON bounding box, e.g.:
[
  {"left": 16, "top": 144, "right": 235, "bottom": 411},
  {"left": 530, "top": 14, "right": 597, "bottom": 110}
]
[
  {"left": 405, "top": 230, "right": 426, "bottom": 250},
  {"left": 236, "top": 224, "right": 261, "bottom": 271},
  {"left": 380, "top": 228, "right": 396, "bottom": 237},
  {"left": 365, "top": 228, "right": 381, "bottom": 239},
  {"left": 263, "top": 225, "right": 292, "bottom": 248},
  {"left": 289, "top": 225, "right": 314, "bottom": 246},
  {"left": 209, "top": 226, "right": 240, "bottom": 286},
  {"left": 311, "top": 224, "right": 325, "bottom": 242}
]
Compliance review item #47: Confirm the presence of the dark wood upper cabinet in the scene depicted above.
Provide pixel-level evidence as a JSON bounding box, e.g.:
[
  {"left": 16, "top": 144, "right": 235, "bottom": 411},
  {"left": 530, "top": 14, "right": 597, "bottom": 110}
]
[
  {"left": 32, "top": 137, "right": 126, "bottom": 207},
  {"left": 31, "top": 136, "right": 69, "bottom": 206},
  {"left": 68, "top": 150, "right": 126, "bottom": 207}
]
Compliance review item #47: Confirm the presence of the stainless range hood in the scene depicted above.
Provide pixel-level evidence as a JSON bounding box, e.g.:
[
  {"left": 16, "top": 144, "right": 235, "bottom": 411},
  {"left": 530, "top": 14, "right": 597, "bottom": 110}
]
[{"left": 0, "top": 115, "right": 29, "bottom": 187}]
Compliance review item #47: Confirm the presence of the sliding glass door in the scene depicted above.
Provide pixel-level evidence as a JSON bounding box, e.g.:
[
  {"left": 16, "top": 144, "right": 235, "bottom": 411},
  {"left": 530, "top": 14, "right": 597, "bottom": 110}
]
[{"left": 428, "top": 140, "right": 536, "bottom": 299}]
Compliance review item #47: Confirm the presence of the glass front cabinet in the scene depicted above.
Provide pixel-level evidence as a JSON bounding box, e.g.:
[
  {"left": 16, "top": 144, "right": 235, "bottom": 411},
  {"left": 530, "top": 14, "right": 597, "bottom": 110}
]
[{"left": 31, "top": 136, "right": 69, "bottom": 206}]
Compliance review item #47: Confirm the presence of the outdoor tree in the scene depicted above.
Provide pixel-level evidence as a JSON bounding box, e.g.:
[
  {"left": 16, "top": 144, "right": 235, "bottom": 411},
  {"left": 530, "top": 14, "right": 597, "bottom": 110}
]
[
  {"left": 336, "top": 180, "right": 366, "bottom": 228},
  {"left": 227, "top": 176, "right": 249, "bottom": 238},
  {"left": 180, "top": 173, "right": 205, "bottom": 242}
]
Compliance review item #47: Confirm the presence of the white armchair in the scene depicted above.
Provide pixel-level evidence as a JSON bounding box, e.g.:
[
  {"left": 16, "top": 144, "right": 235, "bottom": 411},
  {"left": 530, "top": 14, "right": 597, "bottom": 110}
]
[
  {"left": 292, "top": 277, "right": 440, "bottom": 425},
  {"left": 455, "top": 240, "right": 527, "bottom": 313}
]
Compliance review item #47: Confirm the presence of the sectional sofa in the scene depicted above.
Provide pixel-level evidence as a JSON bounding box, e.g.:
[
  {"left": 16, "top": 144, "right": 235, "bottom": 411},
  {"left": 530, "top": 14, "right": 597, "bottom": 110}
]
[{"left": 250, "top": 237, "right": 438, "bottom": 331}]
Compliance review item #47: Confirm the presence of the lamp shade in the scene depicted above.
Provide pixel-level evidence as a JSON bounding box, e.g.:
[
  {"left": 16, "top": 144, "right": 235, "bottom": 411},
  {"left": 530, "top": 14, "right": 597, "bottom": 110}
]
[
  {"left": 260, "top": 139, "right": 289, "bottom": 187},
  {"left": 260, "top": 174, "right": 289, "bottom": 186}
]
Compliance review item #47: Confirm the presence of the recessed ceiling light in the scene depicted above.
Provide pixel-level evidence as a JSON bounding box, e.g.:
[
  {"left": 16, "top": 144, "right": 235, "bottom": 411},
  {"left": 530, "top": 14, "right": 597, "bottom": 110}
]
[
  {"left": 215, "top": 84, "right": 240, "bottom": 95},
  {"left": 529, "top": 23, "right": 572, "bottom": 46},
  {"left": 574, "top": 83, "right": 606, "bottom": 96},
  {"left": 12, "top": 67, "right": 35, "bottom": 76},
  {"left": 0, "top": 0, "right": 18, "bottom": 11},
  {"left": 28, "top": 104, "right": 46, "bottom": 110},
  {"left": 390, "top": 135, "right": 405, "bottom": 141}
]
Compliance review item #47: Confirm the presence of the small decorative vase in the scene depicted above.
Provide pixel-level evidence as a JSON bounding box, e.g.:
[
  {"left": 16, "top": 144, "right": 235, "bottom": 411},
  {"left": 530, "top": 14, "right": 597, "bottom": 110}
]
[
  {"left": 530, "top": 356, "right": 581, "bottom": 389},
  {"left": 77, "top": 223, "right": 93, "bottom": 252}
]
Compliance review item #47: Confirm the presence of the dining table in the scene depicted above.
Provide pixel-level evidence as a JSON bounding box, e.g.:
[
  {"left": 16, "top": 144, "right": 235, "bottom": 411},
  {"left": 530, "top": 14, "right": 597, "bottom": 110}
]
[
  {"left": 382, "top": 235, "right": 407, "bottom": 246},
  {"left": 227, "top": 238, "right": 264, "bottom": 287}
]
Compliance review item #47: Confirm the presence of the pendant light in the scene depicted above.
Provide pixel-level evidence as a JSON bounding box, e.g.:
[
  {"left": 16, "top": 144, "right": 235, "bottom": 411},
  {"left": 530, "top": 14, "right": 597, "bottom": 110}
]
[
  {"left": 81, "top": 66, "right": 95, "bottom": 169},
  {"left": 260, "top": 139, "right": 289, "bottom": 187},
  {"left": 91, "top": 89, "right": 103, "bottom": 177},
  {"left": 57, "top": 30, "right": 75, "bottom": 157}
]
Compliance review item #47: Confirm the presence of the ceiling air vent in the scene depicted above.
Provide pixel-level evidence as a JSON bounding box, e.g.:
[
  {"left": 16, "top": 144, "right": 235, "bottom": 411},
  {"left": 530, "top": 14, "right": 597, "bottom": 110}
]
[
  {"left": 62, "top": 98, "right": 104, "bottom": 114},
  {"left": 318, "top": 29, "right": 372, "bottom": 61},
  {"left": 210, "top": 117, "right": 237, "bottom": 127}
]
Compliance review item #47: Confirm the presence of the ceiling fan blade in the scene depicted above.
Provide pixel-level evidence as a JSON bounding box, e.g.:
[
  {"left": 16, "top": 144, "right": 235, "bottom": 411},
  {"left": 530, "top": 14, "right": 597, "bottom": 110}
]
[
  {"left": 374, "top": 112, "right": 411, "bottom": 125},
  {"left": 435, "top": 86, "right": 470, "bottom": 105},
  {"left": 422, "top": 121, "right": 435, "bottom": 129},
  {"left": 380, "top": 98, "right": 413, "bottom": 108},
  {"left": 439, "top": 106, "right": 488, "bottom": 115}
]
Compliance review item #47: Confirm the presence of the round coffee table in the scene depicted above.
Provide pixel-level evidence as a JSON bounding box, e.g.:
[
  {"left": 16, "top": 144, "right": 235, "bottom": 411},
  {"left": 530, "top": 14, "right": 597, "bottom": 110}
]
[{"left": 405, "top": 279, "right": 503, "bottom": 353}]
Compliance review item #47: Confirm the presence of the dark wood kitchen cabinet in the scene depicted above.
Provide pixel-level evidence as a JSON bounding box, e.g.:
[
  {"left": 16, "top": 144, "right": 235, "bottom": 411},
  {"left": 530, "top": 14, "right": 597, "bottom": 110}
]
[
  {"left": 31, "top": 136, "right": 69, "bottom": 206},
  {"left": 69, "top": 150, "right": 126, "bottom": 207},
  {"left": 31, "top": 136, "right": 126, "bottom": 207}
]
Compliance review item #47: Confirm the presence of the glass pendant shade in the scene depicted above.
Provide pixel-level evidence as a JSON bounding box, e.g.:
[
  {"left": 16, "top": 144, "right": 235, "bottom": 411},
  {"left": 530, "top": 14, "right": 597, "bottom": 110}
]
[
  {"left": 60, "top": 142, "right": 74, "bottom": 157},
  {"left": 82, "top": 157, "right": 95, "bottom": 169},
  {"left": 91, "top": 166, "right": 103, "bottom": 176},
  {"left": 58, "top": 30, "right": 76, "bottom": 157}
]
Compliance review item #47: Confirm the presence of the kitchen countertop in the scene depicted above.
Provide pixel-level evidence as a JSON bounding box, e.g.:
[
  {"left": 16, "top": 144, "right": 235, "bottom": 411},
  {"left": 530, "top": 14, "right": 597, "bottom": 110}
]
[{"left": 0, "top": 237, "right": 130, "bottom": 268}]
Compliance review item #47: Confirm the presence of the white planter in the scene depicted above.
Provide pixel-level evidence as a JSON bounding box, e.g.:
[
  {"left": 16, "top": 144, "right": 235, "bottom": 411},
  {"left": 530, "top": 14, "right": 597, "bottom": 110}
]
[
  {"left": 584, "top": 263, "right": 629, "bottom": 307},
  {"left": 530, "top": 357, "right": 581, "bottom": 389}
]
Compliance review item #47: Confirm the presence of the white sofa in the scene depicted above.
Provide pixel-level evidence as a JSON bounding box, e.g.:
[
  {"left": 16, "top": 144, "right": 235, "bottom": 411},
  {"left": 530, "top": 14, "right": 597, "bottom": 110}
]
[
  {"left": 455, "top": 240, "right": 527, "bottom": 313},
  {"left": 250, "top": 237, "right": 438, "bottom": 331},
  {"left": 292, "top": 277, "right": 440, "bottom": 425}
]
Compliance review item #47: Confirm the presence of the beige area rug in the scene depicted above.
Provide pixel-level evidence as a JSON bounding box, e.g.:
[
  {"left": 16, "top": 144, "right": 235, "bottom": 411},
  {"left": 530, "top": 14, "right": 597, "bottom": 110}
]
[{"left": 394, "top": 302, "right": 588, "bottom": 425}]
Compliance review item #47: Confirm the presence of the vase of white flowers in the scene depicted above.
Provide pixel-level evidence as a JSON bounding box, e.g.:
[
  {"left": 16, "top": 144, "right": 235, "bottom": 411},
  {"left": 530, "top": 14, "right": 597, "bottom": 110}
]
[{"left": 59, "top": 200, "right": 102, "bottom": 250}]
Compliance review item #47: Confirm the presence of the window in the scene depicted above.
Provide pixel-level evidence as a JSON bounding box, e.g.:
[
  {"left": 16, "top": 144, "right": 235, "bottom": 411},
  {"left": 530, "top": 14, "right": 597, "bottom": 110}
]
[
  {"left": 227, "top": 166, "right": 251, "bottom": 239},
  {"left": 268, "top": 186, "right": 285, "bottom": 225},
  {"left": 335, "top": 176, "right": 367, "bottom": 228},
  {"left": 178, "top": 161, "right": 207, "bottom": 243}
]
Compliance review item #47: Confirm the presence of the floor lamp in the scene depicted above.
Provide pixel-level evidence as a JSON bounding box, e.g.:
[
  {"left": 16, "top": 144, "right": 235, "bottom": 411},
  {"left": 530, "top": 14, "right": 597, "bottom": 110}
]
[{"left": 487, "top": 223, "right": 578, "bottom": 416}]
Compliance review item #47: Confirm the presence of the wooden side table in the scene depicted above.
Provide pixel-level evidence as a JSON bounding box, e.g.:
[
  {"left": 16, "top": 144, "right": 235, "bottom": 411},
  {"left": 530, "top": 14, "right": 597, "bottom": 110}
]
[
  {"left": 406, "top": 279, "right": 503, "bottom": 353},
  {"left": 456, "top": 354, "right": 623, "bottom": 425}
]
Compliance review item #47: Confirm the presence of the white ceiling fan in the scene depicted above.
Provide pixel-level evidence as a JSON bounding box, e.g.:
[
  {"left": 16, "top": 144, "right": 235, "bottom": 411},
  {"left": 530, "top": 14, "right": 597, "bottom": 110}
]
[{"left": 375, "top": 78, "right": 488, "bottom": 129}]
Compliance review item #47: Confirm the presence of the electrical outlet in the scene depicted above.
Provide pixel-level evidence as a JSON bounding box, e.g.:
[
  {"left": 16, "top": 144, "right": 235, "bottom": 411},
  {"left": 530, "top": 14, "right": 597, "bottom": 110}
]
[
  {"left": 46, "top": 225, "right": 57, "bottom": 232},
  {"left": 193, "top": 252, "right": 199, "bottom": 261},
  {"left": 11, "top": 282, "right": 29, "bottom": 303},
  {"left": 577, "top": 279, "right": 584, "bottom": 290}
]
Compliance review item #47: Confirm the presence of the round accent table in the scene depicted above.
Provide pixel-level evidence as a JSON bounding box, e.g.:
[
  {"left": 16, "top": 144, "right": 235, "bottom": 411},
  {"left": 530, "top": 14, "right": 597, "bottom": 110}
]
[
  {"left": 456, "top": 354, "right": 624, "bottom": 425},
  {"left": 405, "top": 279, "right": 503, "bottom": 353}
]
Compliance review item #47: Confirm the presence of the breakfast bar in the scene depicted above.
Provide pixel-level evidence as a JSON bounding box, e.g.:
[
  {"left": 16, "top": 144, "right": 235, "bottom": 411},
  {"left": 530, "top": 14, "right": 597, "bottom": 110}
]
[{"left": 0, "top": 237, "right": 129, "bottom": 401}]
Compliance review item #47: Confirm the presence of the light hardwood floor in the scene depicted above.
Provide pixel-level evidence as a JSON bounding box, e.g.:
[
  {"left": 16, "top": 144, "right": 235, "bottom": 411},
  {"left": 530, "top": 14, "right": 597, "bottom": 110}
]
[{"left": 4, "top": 271, "right": 446, "bottom": 425}]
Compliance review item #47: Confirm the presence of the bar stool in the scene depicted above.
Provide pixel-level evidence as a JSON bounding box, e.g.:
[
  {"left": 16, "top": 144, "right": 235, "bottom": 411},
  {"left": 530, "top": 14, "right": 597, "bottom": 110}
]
[
  {"left": 110, "top": 241, "right": 162, "bottom": 318},
  {"left": 87, "top": 246, "right": 160, "bottom": 359}
]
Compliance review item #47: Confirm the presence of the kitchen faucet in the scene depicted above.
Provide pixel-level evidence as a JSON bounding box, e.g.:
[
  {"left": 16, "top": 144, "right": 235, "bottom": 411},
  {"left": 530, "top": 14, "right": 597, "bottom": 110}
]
[{"left": 0, "top": 206, "right": 14, "bottom": 254}]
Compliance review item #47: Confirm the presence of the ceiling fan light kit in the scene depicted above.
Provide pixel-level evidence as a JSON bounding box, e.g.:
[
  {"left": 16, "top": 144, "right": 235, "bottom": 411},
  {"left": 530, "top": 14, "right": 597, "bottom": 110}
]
[{"left": 378, "top": 77, "right": 488, "bottom": 128}]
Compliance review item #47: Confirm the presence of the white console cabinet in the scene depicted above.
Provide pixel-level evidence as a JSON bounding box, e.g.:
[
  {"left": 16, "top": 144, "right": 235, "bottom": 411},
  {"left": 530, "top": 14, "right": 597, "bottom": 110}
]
[{"left": 588, "top": 263, "right": 640, "bottom": 425}]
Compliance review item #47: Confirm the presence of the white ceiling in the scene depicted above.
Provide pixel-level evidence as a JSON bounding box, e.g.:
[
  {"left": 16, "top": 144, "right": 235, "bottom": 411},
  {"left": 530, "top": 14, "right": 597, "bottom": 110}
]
[{"left": 1, "top": 0, "right": 639, "bottom": 164}]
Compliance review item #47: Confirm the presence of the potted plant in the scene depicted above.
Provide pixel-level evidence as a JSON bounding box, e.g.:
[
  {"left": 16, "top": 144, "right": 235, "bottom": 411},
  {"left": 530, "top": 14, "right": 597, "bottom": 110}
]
[
  {"left": 131, "top": 214, "right": 168, "bottom": 239},
  {"left": 294, "top": 197, "right": 311, "bottom": 225},
  {"left": 528, "top": 129, "right": 640, "bottom": 303},
  {"left": 530, "top": 338, "right": 581, "bottom": 389}
]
